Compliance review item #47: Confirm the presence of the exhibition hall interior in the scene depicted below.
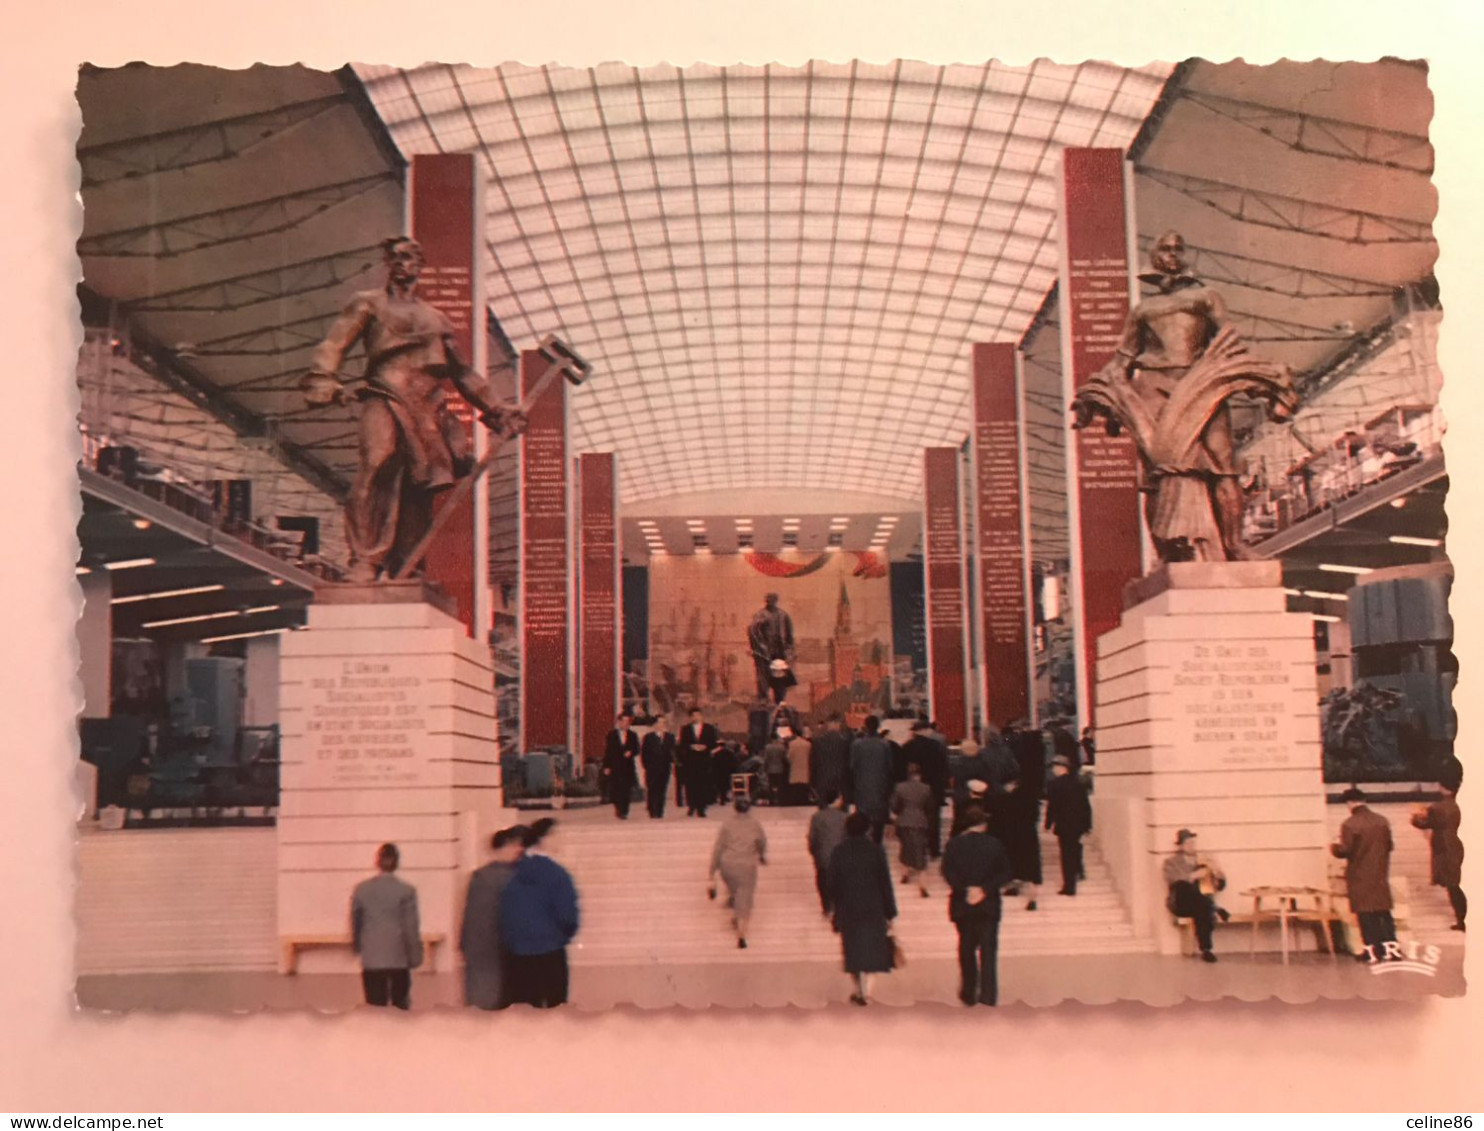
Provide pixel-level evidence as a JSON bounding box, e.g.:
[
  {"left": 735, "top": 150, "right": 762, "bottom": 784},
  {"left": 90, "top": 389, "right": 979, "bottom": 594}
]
[{"left": 71, "top": 57, "right": 1461, "bottom": 1010}]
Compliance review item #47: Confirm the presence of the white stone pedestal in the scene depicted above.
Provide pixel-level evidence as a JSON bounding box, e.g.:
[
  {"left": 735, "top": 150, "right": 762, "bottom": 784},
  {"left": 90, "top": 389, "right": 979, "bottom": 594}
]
[
  {"left": 277, "top": 585, "right": 502, "bottom": 973},
  {"left": 1091, "top": 562, "right": 1329, "bottom": 955}
]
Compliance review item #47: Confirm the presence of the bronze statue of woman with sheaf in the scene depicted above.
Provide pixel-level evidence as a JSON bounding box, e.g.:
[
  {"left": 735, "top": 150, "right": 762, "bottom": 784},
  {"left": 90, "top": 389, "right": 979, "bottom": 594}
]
[{"left": 1071, "top": 230, "right": 1298, "bottom": 564}]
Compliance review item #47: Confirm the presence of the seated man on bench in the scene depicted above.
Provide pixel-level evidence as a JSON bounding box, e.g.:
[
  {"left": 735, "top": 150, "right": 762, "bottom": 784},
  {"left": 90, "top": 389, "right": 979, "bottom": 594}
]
[{"left": 1164, "top": 828, "right": 1230, "bottom": 963}]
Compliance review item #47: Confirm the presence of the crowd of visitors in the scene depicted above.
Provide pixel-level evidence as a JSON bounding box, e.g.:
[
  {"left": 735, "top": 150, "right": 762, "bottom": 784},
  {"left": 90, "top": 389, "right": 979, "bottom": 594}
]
[
  {"left": 349, "top": 712, "right": 1463, "bottom": 1011},
  {"left": 703, "top": 712, "right": 1095, "bottom": 1006}
]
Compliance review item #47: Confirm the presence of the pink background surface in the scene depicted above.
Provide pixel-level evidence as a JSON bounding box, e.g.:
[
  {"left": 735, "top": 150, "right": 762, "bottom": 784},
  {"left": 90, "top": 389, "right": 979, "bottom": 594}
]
[{"left": 3, "top": 0, "right": 1483, "bottom": 1112}]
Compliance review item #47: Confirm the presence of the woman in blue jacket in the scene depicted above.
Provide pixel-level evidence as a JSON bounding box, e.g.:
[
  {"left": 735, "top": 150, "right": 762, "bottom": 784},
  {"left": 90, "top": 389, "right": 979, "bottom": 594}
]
[{"left": 499, "top": 818, "right": 580, "bottom": 1007}]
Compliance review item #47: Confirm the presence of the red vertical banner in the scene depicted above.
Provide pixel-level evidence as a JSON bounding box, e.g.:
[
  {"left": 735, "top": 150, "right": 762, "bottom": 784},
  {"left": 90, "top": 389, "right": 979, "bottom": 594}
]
[
  {"left": 578, "top": 453, "right": 618, "bottom": 765},
  {"left": 520, "top": 349, "right": 570, "bottom": 751},
  {"left": 410, "top": 153, "right": 480, "bottom": 633},
  {"left": 973, "top": 343, "right": 1030, "bottom": 729},
  {"left": 923, "top": 447, "right": 968, "bottom": 743},
  {"left": 1062, "top": 147, "right": 1139, "bottom": 721},
  {"left": 1058, "top": 148, "right": 1143, "bottom": 728}
]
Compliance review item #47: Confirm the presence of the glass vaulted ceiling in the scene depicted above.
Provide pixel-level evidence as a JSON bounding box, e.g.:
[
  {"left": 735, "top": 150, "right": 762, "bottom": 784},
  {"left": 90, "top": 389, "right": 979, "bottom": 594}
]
[{"left": 356, "top": 60, "right": 1173, "bottom": 504}]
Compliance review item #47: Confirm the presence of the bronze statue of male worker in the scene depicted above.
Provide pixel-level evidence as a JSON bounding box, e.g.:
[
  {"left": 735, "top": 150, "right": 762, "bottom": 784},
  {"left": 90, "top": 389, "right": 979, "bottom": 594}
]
[
  {"left": 303, "top": 237, "right": 526, "bottom": 583},
  {"left": 1071, "top": 230, "right": 1298, "bottom": 563}
]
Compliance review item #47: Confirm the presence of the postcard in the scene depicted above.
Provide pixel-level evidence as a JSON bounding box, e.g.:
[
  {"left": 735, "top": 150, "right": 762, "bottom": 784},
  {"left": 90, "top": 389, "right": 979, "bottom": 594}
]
[{"left": 70, "top": 56, "right": 1462, "bottom": 1015}]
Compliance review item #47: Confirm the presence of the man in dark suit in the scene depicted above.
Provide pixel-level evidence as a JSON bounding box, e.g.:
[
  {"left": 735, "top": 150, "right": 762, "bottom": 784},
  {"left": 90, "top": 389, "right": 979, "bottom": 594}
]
[
  {"left": 1332, "top": 786, "right": 1398, "bottom": 959},
  {"left": 1008, "top": 722, "right": 1048, "bottom": 803},
  {"left": 810, "top": 713, "right": 851, "bottom": 804},
  {"left": 902, "top": 719, "right": 949, "bottom": 858},
  {"left": 680, "top": 707, "right": 719, "bottom": 818},
  {"left": 942, "top": 806, "right": 1014, "bottom": 1006},
  {"left": 1044, "top": 755, "right": 1092, "bottom": 895},
  {"left": 640, "top": 723, "right": 676, "bottom": 819},
  {"left": 849, "top": 715, "right": 893, "bottom": 842},
  {"left": 601, "top": 712, "right": 640, "bottom": 819}
]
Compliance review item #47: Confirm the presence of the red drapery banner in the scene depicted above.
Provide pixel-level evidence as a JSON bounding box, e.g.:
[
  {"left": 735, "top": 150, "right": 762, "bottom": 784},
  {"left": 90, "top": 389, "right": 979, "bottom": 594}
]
[
  {"left": 923, "top": 447, "right": 968, "bottom": 743},
  {"left": 1058, "top": 147, "right": 1143, "bottom": 727},
  {"left": 520, "top": 349, "right": 570, "bottom": 751},
  {"left": 578, "top": 452, "right": 618, "bottom": 764},
  {"left": 973, "top": 342, "right": 1031, "bottom": 729},
  {"left": 410, "top": 153, "right": 480, "bottom": 634}
]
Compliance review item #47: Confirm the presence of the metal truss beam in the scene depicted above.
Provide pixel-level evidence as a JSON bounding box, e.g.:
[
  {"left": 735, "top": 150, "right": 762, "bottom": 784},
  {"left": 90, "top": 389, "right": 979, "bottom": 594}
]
[
  {"left": 183, "top": 311, "right": 331, "bottom": 361},
  {"left": 1139, "top": 168, "right": 1434, "bottom": 245},
  {"left": 125, "top": 245, "right": 383, "bottom": 314},
  {"left": 78, "top": 93, "right": 350, "bottom": 188},
  {"left": 80, "top": 285, "right": 348, "bottom": 501},
  {"left": 79, "top": 172, "right": 398, "bottom": 258},
  {"left": 223, "top": 374, "right": 330, "bottom": 401},
  {"left": 1127, "top": 61, "right": 1195, "bottom": 163},
  {"left": 1136, "top": 236, "right": 1398, "bottom": 299},
  {"left": 1228, "top": 310, "right": 1362, "bottom": 345},
  {"left": 1295, "top": 314, "right": 1401, "bottom": 397},
  {"left": 1180, "top": 89, "right": 1433, "bottom": 175}
]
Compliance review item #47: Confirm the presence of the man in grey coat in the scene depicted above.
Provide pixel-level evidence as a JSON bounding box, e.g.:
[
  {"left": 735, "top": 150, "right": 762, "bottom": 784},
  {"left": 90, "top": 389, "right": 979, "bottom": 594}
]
[
  {"left": 807, "top": 790, "right": 849, "bottom": 915},
  {"left": 458, "top": 827, "right": 525, "bottom": 1009},
  {"left": 351, "top": 842, "right": 424, "bottom": 1009}
]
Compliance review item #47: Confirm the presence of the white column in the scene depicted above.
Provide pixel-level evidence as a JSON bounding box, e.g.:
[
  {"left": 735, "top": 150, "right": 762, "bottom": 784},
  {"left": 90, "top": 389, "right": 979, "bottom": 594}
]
[
  {"left": 77, "top": 569, "right": 112, "bottom": 718},
  {"left": 242, "top": 634, "right": 280, "bottom": 728}
]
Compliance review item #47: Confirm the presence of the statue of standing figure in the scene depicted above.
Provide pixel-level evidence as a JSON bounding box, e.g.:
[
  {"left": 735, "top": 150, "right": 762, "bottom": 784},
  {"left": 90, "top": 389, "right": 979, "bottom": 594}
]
[
  {"left": 748, "top": 592, "right": 797, "bottom": 703},
  {"left": 303, "top": 236, "right": 526, "bottom": 583},
  {"left": 1071, "top": 230, "right": 1298, "bottom": 563}
]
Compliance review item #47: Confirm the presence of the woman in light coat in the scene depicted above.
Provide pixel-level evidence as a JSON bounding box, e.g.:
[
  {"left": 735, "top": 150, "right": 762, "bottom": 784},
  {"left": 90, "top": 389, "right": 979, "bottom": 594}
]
[{"left": 709, "top": 796, "right": 768, "bottom": 948}]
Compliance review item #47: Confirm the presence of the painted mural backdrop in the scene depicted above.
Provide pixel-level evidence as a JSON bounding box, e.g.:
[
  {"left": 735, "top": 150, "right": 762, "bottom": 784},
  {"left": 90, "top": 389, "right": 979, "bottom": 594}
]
[{"left": 649, "top": 551, "right": 893, "bottom": 738}]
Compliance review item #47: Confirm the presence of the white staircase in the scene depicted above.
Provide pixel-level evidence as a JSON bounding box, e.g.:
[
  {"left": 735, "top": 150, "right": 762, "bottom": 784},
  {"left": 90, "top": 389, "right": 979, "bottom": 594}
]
[
  {"left": 69, "top": 799, "right": 1461, "bottom": 978},
  {"left": 561, "top": 806, "right": 1144, "bottom": 967}
]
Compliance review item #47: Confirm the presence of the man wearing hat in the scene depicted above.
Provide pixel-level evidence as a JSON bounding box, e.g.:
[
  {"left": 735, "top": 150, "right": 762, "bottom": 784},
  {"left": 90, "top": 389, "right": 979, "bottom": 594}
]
[
  {"left": 941, "top": 804, "right": 1015, "bottom": 1005},
  {"left": 951, "top": 777, "right": 992, "bottom": 839},
  {"left": 1163, "top": 829, "right": 1227, "bottom": 962},
  {"left": 903, "top": 718, "right": 949, "bottom": 857},
  {"left": 1333, "top": 786, "right": 1398, "bottom": 958},
  {"left": 1044, "top": 754, "right": 1092, "bottom": 896}
]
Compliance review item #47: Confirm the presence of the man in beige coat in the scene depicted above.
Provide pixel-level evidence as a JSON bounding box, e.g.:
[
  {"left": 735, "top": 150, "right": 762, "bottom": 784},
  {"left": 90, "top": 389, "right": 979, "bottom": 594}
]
[
  {"left": 786, "top": 727, "right": 813, "bottom": 807},
  {"left": 1331, "top": 787, "right": 1397, "bottom": 960}
]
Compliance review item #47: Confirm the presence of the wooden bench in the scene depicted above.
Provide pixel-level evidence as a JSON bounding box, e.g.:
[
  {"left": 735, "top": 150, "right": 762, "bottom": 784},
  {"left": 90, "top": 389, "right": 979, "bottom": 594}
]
[
  {"left": 1174, "top": 911, "right": 1262, "bottom": 956},
  {"left": 279, "top": 932, "right": 446, "bottom": 975}
]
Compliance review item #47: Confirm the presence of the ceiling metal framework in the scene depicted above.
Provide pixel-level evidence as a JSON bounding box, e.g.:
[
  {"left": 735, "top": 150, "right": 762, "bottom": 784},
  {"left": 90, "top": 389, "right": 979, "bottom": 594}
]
[
  {"left": 1141, "top": 167, "right": 1435, "bottom": 245},
  {"left": 355, "top": 59, "right": 1173, "bottom": 504},
  {"left": 76, "top": 89, "right": 355, "bottom": 187},
  {"left": 77, "top": 173, "right": 398, "bottom": 259},
  {"left": 1175, "top": 88, "right": 1435, "bottom": 174}
]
